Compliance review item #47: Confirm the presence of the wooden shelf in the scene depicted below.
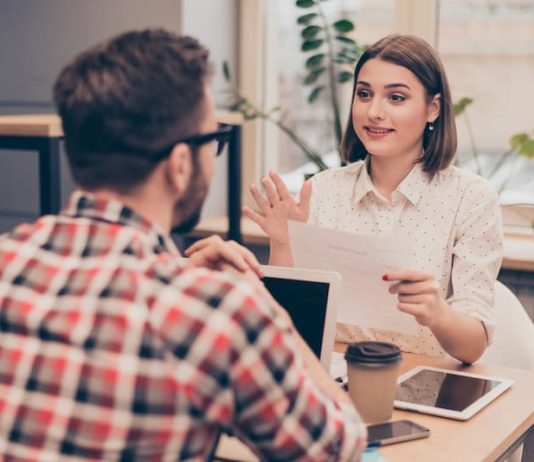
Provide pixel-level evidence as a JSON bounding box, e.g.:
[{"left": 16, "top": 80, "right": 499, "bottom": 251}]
[
  {"left": 216, "top": 110, "right": 245, "bottom": 126},
  {"left": 502, "top": 232, "right": 534, "bottom": 272},
  {"left": 0, "top": 114, "right": 63, "bottom": 137},
  {"left": 0, "top": 110, "right": 243, "bottom": 138},
  {"left": 187, "top": 216, "right": 268, "bottom": 246}
]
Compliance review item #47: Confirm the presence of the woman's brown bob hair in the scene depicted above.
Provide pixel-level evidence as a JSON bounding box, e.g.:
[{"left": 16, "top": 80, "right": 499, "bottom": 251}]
[{"left": 340, "top": 34, "right": 457, "bottom": 175}]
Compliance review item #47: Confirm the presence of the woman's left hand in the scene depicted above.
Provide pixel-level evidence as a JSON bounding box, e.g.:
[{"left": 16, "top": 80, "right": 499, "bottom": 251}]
[{"left": 384, "top": 269, "right": 451, "bottom": 329}]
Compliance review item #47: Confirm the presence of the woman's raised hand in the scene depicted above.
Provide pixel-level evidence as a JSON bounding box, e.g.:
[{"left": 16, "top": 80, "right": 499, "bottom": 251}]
[{"left": 243, "top": 171, "right": 312, "bottom": 245}]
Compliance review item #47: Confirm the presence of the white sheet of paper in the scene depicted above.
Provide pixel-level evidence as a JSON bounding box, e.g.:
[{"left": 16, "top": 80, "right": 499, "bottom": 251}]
[{"left": 289, "top": 221, "right": 418, "bottom": 334}]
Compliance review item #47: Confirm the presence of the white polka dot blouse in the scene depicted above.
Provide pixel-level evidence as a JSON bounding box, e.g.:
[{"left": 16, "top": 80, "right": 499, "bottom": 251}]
[{"left": 307, "top": 160, "right": 503, "bottom": 356}]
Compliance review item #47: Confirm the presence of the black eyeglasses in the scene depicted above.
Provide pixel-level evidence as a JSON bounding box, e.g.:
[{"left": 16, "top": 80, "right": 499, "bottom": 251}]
[{"left": 151, "top": 123, "right": 232, "bottom": 161}]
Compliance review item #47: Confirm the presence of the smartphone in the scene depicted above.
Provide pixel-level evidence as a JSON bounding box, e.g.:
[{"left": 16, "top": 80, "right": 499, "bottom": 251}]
[{"left": 366, "top": 420, "right": 430, "bottom": 447}]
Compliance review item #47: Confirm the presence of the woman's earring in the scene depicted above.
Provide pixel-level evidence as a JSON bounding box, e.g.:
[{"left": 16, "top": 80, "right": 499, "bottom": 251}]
[{"left": 428, "top": 123, "right": 435, "bottom": 131}]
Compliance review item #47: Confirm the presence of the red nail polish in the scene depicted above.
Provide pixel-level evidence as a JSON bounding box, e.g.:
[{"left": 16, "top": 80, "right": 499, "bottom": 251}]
[{"left": 382, "top": 274, "right": 388, "bottom": 281}]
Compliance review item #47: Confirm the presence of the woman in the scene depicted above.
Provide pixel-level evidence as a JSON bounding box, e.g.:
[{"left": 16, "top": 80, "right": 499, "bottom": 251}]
[{"left": 244, "top": 34, "right": 503, "bottom": 364}]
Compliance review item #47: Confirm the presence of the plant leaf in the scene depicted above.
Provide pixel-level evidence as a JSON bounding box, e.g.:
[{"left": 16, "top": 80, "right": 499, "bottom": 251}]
[
  {"left": 304, "top": 67, "right": 325, "bottom": 85},
  {"left": 510, "top": 132, "right": 530, "bottom": 151},
  {"left": 334, "top": 52, "right": 356, "bottom": 64},
  {"left": 337, "top": 47, "right": 358, "bottom": 61},
  {"left": 296, "top": 0, "right": 315, "bottom": 8},
  {"left": 335, "top": 35, "right": 357, "bottom": 46},
  {"left": 243, "top": 112, "right": 258, "bottom": 121},
  {"left": 222, "top": 61, "right": 231, "bottom": 81},
  {"left": 337, "top": 71, "right": 353, "bottom": 83},
  {"left": 518, "top": 138, "right": 534, "bottom": 158},
  {"left": 305, "top": 53, "right": 325, "bottom": 68},
  {"left": 332, "top": 19, "right": 354, "bottom": 33},
  {"left": 453, "top": 97, "right": 474, "bottom": 116},
  {"left": 297, "top": 13, "right": 318, "bottom": 24},
  {"left": 308, "top": 86, "right": 325, "bottom": 103},
  {"left": 510, "top": 132, "right": 529, "bottom": 150},
  {"left": 301, "top": 39, "right": 324, "bottom": 51},
  {"left": 301, "top": 25, "right": 322, "bottom": 39}
]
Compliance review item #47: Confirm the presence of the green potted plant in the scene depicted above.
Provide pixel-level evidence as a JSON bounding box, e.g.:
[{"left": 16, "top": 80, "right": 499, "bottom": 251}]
[
  {"left": 454, "top": 97, "right": 534, "bottom": 229},
  {"left": 224, "top": 0, "right": 365, "bottom": 172},
  {"left": 454, "top": 97, "right": 534, "bottom": 193}
]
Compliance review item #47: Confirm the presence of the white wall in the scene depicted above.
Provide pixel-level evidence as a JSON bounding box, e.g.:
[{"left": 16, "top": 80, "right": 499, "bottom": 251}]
[
  {"left": 0, "top": 0, "right": 236, "bottom": 229},
  {"left": 0, "top": 0, "right": 183, "bottom": 112}
]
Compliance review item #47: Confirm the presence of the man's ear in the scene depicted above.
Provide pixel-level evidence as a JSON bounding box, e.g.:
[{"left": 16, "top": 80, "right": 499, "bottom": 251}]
[
  {"left": 165, "top": 142, "right": 192, "bottom": 195},
  {"left": 428, "top": 93, "right": 441, "bottom": 123}
]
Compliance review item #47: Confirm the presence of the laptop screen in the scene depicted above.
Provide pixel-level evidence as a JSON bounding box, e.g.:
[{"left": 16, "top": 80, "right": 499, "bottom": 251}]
[{"left": 263, "top": 277, "right": 330, "bottom": 358}]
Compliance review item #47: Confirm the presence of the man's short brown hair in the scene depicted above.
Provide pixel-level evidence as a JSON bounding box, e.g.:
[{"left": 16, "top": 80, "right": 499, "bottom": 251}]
[{"left": 54, "top": 29, "right": 211, "bottom": 192}]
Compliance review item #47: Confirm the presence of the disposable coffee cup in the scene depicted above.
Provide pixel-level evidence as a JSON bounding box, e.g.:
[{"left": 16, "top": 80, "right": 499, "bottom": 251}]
[{"left": 344, "top": 341, "right": 402, "bottom": 424}]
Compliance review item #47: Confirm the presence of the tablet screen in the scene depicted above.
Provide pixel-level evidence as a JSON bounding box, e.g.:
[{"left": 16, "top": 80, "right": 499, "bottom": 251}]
[{"left": 396, "top": 368, "right": 503, "bottom": 412}]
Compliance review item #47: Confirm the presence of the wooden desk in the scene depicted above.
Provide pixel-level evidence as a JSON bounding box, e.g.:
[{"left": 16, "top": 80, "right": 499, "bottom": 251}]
[
  {"left": 214, "top": 348, "right": 534, "bottom": 462},
  {"left": 0, "top": 114, "right": 63, "bottom": 215},
  {"left": 379, "top": 353, "right": 534, "bottom": 462}
]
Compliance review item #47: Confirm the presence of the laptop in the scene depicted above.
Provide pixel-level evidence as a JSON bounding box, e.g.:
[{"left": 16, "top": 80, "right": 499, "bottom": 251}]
[{"left": 261, "top": 265, "right": 342, "bottom": 370}]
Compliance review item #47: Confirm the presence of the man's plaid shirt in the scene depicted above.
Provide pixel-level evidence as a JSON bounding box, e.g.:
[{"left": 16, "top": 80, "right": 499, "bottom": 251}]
[{"left": 0, "top": 192, "right": 364, "bottom": 461}]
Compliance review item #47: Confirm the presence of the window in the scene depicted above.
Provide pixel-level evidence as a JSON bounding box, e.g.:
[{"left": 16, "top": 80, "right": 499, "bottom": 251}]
[
  {"left": 437, "top": 0, "right": 534, "bottom": 201},
  {"left": 270, "top": 0, "right": 395, "bottom": 175},
  {"left": 245, "top": 0, "right": 533, "bottom": 202}
]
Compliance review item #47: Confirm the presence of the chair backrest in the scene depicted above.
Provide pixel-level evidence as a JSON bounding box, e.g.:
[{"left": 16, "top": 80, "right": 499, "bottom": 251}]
[{"left": 480, "top": 281, "right": 534, "bottom": 370}]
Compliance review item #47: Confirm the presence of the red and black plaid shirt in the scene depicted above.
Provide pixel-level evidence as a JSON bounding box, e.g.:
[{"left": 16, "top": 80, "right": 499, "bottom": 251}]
[{"left": 0, "top": 191, "right": 364, "bottom": 461}]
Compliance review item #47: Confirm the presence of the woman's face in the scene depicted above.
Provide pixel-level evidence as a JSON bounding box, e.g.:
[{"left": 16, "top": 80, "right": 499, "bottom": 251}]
[{"left": 352, "top": 58, "right": 440, "bottom": 163}]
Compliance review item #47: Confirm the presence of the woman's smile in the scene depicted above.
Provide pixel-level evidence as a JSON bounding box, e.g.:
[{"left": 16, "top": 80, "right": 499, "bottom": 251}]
[{"left": 364, "top": 125, "right": 395, "bottom": 139}]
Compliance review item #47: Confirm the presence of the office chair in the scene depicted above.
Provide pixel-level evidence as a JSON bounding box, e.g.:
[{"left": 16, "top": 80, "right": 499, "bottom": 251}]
[
  {"left": 480, "top": 281, "right": 534, "bottom": 370},
  {"left": 479, "top": 281, "right": 534, "bottom": 462}
]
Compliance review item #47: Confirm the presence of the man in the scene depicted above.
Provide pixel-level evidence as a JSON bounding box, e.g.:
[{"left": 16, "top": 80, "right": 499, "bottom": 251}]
[{"left": 0, "top": 29, "right": 365, "bottom": 460}]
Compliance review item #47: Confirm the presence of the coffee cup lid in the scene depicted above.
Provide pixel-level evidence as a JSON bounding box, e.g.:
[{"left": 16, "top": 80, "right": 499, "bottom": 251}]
[{"left": 344, "top": 341, "right": 402, "bottom": 365}]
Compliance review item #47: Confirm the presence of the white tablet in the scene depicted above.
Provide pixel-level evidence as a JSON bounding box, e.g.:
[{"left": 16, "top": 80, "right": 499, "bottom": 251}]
[{"left": 394, "top": 366, "right": 513, "bottom": 420}]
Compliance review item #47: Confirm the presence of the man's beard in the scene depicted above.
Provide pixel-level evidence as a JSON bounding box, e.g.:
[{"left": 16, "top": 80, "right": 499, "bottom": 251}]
[
  {"left": 171, "top": 166, "right": 209, "bottom": 235},
  {"left": 171, "top": 208, "right": 202, "bottom": 234}
]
